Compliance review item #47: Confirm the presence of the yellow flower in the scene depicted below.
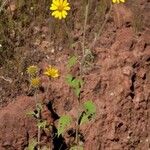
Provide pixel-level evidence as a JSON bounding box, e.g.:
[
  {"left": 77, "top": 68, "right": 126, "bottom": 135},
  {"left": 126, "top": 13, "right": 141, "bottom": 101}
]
[
  {"left": 30, "top": 77, "right": 41, "bottom": 88},
  {"left": 112, "top": 0, "right": 125, "bottom": 3},
  {"left": 27, "top": 65, "right": 38, "bottom": 76},
  {"left": 44, "top": 66, "right": 59, "bottom": 78},
  {"left": 50, "top": 0, "right": 70, "bottom": 19}
]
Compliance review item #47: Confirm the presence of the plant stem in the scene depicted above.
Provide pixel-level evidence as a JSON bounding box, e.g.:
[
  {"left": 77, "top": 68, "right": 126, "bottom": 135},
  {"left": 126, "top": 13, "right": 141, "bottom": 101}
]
[
  {"left": 64, "top": 20, "right": 73, "bottom": 48},
  {"left": 37, "top": 126, "right": 41, "bottom": 150},
  {"left": 46, "top": 79, "right": 51, "bottom": 101},
  {"left": 80, "top": 0, "right": 90, "bottom": 75},
  {"left": 82, "top": 0, "right": 89, "bottom": 57},
  {"left": 90, "top": 3, "right": 112, "bottom": 49},
  {"left": 75, "top": 98, "right": 80, "bottom": 144},
  {"left": 0, "top": 0, "right": 8, "bottom": 13},
  {"left": 75, "top": 0, "right": 90, "bottom": 146},
  {"left": 35, "top": 90, "right": 41, "bottom": 150}
]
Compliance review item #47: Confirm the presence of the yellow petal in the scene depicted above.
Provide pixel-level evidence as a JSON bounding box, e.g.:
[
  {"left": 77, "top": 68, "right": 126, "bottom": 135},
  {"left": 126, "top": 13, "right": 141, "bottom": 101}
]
[
  {"left": 50, "top": 4, "right": 58, "bottom": 10},
  {"left": 59, "top": 0, "right": 63, "bottom": 5},
  {"left": 52, "top": 11, "right": 59, "bottom": 18},
  {"left": 52, "top": 0, "right": 59, "bottom": 6},
  {"left": 112, "top": 0, "right": 116, "bottom": 3},
  {"left": 58, "top": 12, "right": 62, "bottom": 19},
  {"left": 64, "top": 6, "right": 70, "bottom": 10},
  {"left": 52, "top": 11, "right": 56, "bottom": 16},
  {"left": 62, "top": 10, "right": 67, "bottom": 18},
  {"left": 63, "top": 0, "right": 69, "bottom": 6},
  {"left": 55, "top": 11, "right": 60, "bottom": 18},
  {"left": 120, "top": 0, "right": 125, "bottom": 2}
]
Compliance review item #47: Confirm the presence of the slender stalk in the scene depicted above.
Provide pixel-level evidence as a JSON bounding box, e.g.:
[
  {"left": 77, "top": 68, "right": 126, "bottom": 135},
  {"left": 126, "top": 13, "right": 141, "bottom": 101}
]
[
  {"left": 90, "top": 3, "right": 112, "bottom": 49},
  {"left": 37, "top": 126, "right": 41, "bottom": 150},
  {"left": 80, "top": 0, "right": 90, "bottom": 75},
  {"left": 35, "top": 89, "right": 41, "bottom": 150},
  {"left": 46, "top": 78, "right": 51, "bottom": 101},
  {"left": 82, "top": 0, "right": 89, "bottom": 58},
  {"left": 75, "top": 97, "right": 80, "bottom": 145},
  {"left": 0, "top": 76, "right": 12, "bottom": 83},
  {"left": 0, "top": 0, "right": 8, "bottom": 13},
  {"left": 64, "top": 20, "right": 73, "bottom": 48},
  {"left": 75, "top": 0, "right": 90, "bottom": 147}
]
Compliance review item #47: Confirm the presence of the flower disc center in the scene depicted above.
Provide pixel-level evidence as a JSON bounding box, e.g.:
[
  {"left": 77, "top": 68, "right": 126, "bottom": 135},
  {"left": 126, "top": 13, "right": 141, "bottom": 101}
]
[{"left": 58, "top": 5, "right": 64, "bottom": 11}]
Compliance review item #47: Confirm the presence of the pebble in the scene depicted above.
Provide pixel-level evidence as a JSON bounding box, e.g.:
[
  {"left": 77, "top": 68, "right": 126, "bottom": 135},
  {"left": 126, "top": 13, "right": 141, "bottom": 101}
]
[{"left": 122, "top": 66, "right": 133, "bottom": 76}]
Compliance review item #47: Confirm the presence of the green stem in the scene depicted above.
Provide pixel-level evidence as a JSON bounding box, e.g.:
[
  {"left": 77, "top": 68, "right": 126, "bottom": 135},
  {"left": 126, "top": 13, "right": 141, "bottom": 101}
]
[
  {"left": 35, "top": 90, "right": 41, "bottom": 150},
  {"left": 75, "top": 99, "right": 80, "bottom": 144},
  {"left": 46, "top": 78, "right": 51, "bottom": 101},
  {"left": 75, "top": 0, "right": 90, "bottom": 147},
  {"left": 37, "top": 126, "right": 41, "bottom": 150}
]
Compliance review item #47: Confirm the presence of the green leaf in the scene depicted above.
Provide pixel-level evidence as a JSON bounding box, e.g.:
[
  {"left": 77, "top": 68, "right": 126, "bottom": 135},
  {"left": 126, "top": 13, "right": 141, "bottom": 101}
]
[
  {"left": 67, "top": 56, "right": 77, "bottom": 69},
  {"left": 84, "top": 100, "right": 96, "bottom": 115},
  {"left": 66, "top": 74, "right": 83, "bottom": 89},
  {"left": 70, "top": 146, "right": 84, "bottom": 150},
  {"left": 66, "top": 74, "right": 74, "bottom": 86},
  {"left": 57, "top": 115, "right": 72, "bottom": 137},
  {"left": 71, "top": 78, "right": 80, "bottom": 88},
  {"left": 27, "top": 138, "right": 37, "bottom": 150},
  {"left": 79, "top": 79, "right": 84, "bottom": 87},
  {"left": 74, "top": 88, "right": 81, "bottom": 97},
  {"left": 37, "top": 120, "right": 47, "bottom": 129},
  {"left": 79, "top": 113, "right": 89, "bottom": 125},
  {"left": 80, "top": 100, "right": 96, "bottom": 125},
  {"left": 66, "top": 74, "right": 84, "bottom": 97}
]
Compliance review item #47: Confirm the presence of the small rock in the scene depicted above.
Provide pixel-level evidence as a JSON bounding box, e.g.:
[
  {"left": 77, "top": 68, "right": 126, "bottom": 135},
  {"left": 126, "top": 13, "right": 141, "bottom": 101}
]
[
  {"left": 138, "top": 68, "right": 146, "bottom": 78},
  {"left": 2, "top": 141, "right": 12, "bottom": 147},
  {"left": 33, "top": 26, "right": 41, "bottom": 35},
  {"left": 41, "top": 26, "right": 49, "bottom": 33},
  {"left": 122, "top": 66, "right": 133, "bottom": 76}
]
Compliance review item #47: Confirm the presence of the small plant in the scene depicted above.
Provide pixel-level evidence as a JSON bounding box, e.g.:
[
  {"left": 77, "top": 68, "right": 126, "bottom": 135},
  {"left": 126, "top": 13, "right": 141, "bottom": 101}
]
[
  {"left": 27, "top": 65, "right": 42, "bottom": 150},
  {"left": 26, "top": 65, "right": 59, "bottom": 150},
  {"left": 57, "top": 100, "right": 96, "bottom": 148},
  {"left": 56, "top": 54, "right": 96, "bottom": 149},
  {"left": 25, "top": 0, "right": 128, "bottom": 149}
]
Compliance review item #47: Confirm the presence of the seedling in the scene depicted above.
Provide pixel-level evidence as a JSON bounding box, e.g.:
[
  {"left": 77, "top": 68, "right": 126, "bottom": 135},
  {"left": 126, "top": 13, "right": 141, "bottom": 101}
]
[
  {"left": 57, "top": 100, "right": 96, "bottom": 148},
  {"left": 55, "top": 54, "right": 96, "bottom": 149},
  {"left": 26, "top": 65, "right": 59, "bottom": 150}
]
